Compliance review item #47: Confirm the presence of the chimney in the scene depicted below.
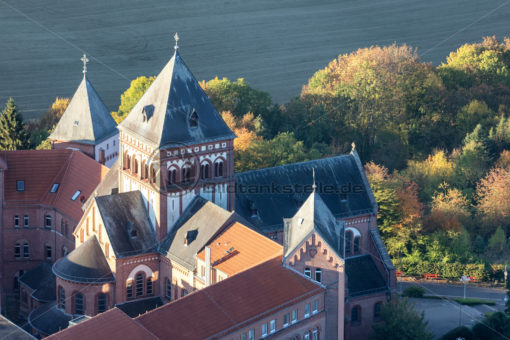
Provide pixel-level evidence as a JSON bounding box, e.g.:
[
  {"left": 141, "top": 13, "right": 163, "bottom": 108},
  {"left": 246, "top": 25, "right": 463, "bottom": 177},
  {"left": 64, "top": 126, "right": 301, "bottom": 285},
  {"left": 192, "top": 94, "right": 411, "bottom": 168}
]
[{"left": 205, "top": 246, "right": 211, "bottom": 286}]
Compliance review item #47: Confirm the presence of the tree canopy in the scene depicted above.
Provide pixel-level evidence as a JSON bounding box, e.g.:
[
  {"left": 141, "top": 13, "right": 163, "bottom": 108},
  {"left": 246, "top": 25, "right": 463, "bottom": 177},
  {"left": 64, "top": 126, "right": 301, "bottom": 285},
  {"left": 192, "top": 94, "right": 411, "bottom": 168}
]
[{"left": 0, "top": 98, "right": 29, "bottom": 150}]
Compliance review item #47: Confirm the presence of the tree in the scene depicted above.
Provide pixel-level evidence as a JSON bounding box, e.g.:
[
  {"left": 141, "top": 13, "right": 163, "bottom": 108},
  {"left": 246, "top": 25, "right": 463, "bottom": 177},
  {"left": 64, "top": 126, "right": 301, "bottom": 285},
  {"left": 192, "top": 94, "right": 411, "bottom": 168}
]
[
  {"left": 112, "top": 76, "right": 155, "bottom": 123},
  {"left": 476, "top": 167, "right": 510, "bottom": 231},
  {"left": 28, "top": 97, "right": 70, "bottom": 148},
  {"left": 488, "top": 226, "right": 506, "bottom": 253},
  {"left": 456, "top": 100, "right": 497, "bottom": 138},
  {"left": 439, "top": 326, "right": 474, "bottom": 340},
  {"left": 200, "top": 77, "right": 272, "bottom": 118},
  {"left": 370, "top": 298, "right": 433, "bottom": 340},
  {"left": 0, "top": 98, "right": 29, "bottom": 150},
  {"left": 472, "top": 311, "right": 510, "bottom": 340},
  {"left": 220, "top": 111, "right": 262, "bottom": 152}
]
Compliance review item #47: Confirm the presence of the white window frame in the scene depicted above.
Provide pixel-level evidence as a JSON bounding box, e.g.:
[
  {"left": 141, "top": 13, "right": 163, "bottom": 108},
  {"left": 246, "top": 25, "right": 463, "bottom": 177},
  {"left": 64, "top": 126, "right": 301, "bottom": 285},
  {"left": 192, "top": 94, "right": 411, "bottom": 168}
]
[
  {"left": 248, "top": 329, "right": 255, "bottom": 340},
  {"left": 283, "top": 313, "right": 290, "bottom": 327},
  {"left": 305, "top": 303, "right": 310, "bottom": 318},
  {"left": 261, "top": 323, "right": 268, "bottom": 337},
  {"left": 313, "top": 300, "right": 319, "bottom": 314},
  {"left": 270, "top": 319, "right": 276, "bottom": 333},
  {"left": 291, "top": 309, "right": 298, "bottom": 324}
]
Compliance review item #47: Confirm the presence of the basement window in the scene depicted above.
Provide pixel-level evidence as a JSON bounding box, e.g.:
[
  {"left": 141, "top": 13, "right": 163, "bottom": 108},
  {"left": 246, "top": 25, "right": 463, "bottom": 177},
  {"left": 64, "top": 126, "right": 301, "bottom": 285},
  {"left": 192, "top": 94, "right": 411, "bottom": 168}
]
[{"left": 71, "top": 190, "right": 81, "bottom": 201}]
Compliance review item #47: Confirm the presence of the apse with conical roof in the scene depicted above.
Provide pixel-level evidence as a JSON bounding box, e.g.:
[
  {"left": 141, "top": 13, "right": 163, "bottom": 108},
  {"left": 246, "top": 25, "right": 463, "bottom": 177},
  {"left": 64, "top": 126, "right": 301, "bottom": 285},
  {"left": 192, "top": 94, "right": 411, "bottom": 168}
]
[{"left": 50, "top": 55, "right": 118, "bottom": 167}]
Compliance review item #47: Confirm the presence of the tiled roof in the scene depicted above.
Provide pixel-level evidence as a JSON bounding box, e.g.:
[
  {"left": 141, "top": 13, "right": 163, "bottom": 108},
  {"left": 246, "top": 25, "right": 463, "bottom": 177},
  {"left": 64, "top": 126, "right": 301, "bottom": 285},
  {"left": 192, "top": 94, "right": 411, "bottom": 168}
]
[
  {"left": 53, "top": 235, "right": 114, "bottom": 283},
  {"left": 118, "top": 51, "right": 235, "bottom": 148},
  {"left": 19, "top": 262, "right": 56, "bottom": 302},
  {"left": 28, "top": 302, "right": 72, "bottom": 336},
  {"left": 235, "top": 151, "right": 377, "bottom": 232},
  {"left": 1, "top": 149, "right": 108, "bottom": 221},
  {"left": 136, "top": 257, "right": 323, "bottom": 339},
  {"left": 49, "top": 75, "right": 118, "bottom": 144},
  {"left": 196, "top": 222, "right": 282, "bottom": 276},
  {"left": 95, "top": 191, "right": 158, "bottom": 258},
  {"left": 345, "top": 254, "right": 387, "bottom": 297},
  {"left": 46, "top": 308, "right": 158, "bottom": 340},
  {"left": 115, "top": 296, "right": 164, "bottom": 318},
  {"left": 283, "top": 191, "right": 345, "bottom": 260}
]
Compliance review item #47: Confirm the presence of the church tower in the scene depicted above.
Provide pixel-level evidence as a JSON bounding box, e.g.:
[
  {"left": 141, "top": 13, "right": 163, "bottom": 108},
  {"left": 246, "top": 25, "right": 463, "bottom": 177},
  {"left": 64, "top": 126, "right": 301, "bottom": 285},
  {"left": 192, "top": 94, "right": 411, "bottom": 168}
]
[
  {"left": 50, "top": 55, "right": 119, "bottom": 167},
  {"left": 117, "top": 34, "right": 236, "bottom": 241}
]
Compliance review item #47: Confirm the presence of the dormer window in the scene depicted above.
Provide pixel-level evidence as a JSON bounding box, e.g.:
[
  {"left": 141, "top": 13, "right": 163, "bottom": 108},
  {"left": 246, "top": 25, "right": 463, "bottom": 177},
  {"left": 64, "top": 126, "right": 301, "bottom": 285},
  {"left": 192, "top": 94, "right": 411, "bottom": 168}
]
[
  {"left": 142, "top": 105, "right": 154, "bottom": 122},
  {"left": 189, "top": 110, "right": 198, "bottom": 128},
  {"left": 127, "top": 222, "right": 137, "bottom": 238},
  {"left": 249, "top": 201, "right": 258, "bottom": 218},
  {"left": 184, "top": 229, "right": 198, "bottom": 245}
]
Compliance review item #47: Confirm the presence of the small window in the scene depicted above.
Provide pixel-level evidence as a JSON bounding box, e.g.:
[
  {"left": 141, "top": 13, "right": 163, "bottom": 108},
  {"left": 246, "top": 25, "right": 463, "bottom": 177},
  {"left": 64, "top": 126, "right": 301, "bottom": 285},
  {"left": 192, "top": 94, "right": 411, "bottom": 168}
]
[
  {"left": 304, "top": 332, "right": 310, "bottom": 340},
  {"left": 305, "top": 303, "right": 310, "bottom": 317},
  {"left": 315, "top": 268, "right": 322, "bottom": 283},
  {"left": 97, "top": 294, "right": 107, "bottom": 314},
  {"left": 261, "top": 323, "right": 268, "bottom": 337},
  {"left": 168, "top": 169, "right": 177, "bottom": 185},
  {"left": 147, "top": 277, "right": 153, "bottom": 296},
  {"left": 189, "top": 110, "right": 198, "bottom": 128},
  {"left": 351, "top": 305, "right": 361, "bottom": 324},
  {"left": 270, "top": 319, "right": 276, "bottom": 333},
  {"left": 182, "top": 289, "right": 189, "bottom": 297},
  {"left": 345, "top": 231, "right": 352, "bottom": 255},
  {"left": 292, "top": 309, "right": 298, "bottom": 323},
  {"left": 201, "top": 163, "right": 210, "bottom": 179},
  {"left": 166, "top": 279, "right": 172, "bottom": 299},
  {"left": 50, "top": 183, "right": 60, "bottom": 193},
  {"left": 313, "top": 300, "right": 319, "bottom": 314},
  {"left": 14, "top": 244, "right": 21, "bottom": 258},
  {"left": 45, "top": 215, "right": 52, "bottom": 228},
  {"left": 248, "top": 329, "right": 255, "bottom": 340},
  {"left": 59, "top": 287, "right": 66, "bottom": 310},
  {"left": 354, "top": 237, "right": 360, "bottom": 253},
  {"left": 304, "top": 268, "right": 311, "bottom": 278},
  {"left": 136, "top": 273, "right": 144, "bottom": 296},
  {"left": 71, "top": 190, "right": 81, "bottom": 201},
  {"left": 23, "top": 215, "right": 29, "bottom": 228},
  {"left": 283, "top": 313, "right": 290, "bottom": 327},
  {"left": 126, "top": 281, "right": 133, "bottom": 299},
  {"left": 313, "top": 328, "right": 318, "bottom": 340},
  {"left": 16, "top": 180, "right": 25, "bottom": 191},
  {"left": 14, "top": 215, "right": 19, "bottom": 228},
  {"left": 45, "top": 245, "right": 52, "bottom": 259},
  {"left": 214, "top": 161, "right": 224, "bottom": 177},
  {"left": 75, "top": 293, "right": 84, "bottom": 314},
  {"left": 23, "top": 243, "right": 29, "bottom": 258},
  {"left": 374, "top": 302, "right": 382, "bottom": 319}
]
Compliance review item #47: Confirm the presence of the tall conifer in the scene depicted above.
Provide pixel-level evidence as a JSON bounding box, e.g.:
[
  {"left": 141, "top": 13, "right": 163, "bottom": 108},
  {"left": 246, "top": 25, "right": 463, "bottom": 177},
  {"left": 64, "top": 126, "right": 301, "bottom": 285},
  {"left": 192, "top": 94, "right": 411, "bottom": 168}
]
[{"left": 0, "top": 97, "right": 29, "bottom": 150}]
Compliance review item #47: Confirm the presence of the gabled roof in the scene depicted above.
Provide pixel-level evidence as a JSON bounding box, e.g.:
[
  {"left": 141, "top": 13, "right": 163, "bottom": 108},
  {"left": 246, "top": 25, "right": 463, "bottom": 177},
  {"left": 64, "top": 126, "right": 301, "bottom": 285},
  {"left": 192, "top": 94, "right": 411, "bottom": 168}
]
[
  {"left": 135, "top": 256, "right": 323, "bottom": 339},
  {"left": 118, "top": 51, "right": 235, "bottom": 148},
  {"left": 19, "top": 262, "right": 56, "bottom": 302},
  {"left": 53, "top": 235, "right": 114, "bottom": 283},
  {"left": 49, "top": 75, "right": 117, "bottom": 144},
  {"left": 345, "top": 255, "right": 387, "bottom": 297},
  {"left": 1, "top": 149, "right": 108, "bottom": 221},
  {"left": 159, "top": 196, "right": 236, "bottom": 270},
  {"left": 196, "top": 222, "right": 282, "bottom": 276},
  {"left": 235, "top": 151, "right": 377, "bottom": 232},
  {"left": 95, "top": 191, "right": 158, "bottom": 258},
  {"left": 46, "top": 308, "right": 158, "bottom": 340},
  {"left": 115, "top": 296, "right": 164, "bottom": 318},
  {"left": 28, "top": 302, "right": 72, "bottom": 336},
  {"left": 283, "top": 191, "right": 344, "bottom": 260}
]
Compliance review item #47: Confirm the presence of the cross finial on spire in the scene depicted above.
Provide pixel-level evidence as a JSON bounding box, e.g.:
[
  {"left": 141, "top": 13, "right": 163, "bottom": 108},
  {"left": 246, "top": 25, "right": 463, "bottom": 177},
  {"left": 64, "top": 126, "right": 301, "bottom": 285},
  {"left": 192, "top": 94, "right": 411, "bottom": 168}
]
[
  {"left": 81, "top": 54, "right": 89, "bottom": 75},
  {"left": 312, "top": 168, "right": 317, "bottom": 192},
  {"left": 174, "top": 32, "right": 179, "bottom": 51}
]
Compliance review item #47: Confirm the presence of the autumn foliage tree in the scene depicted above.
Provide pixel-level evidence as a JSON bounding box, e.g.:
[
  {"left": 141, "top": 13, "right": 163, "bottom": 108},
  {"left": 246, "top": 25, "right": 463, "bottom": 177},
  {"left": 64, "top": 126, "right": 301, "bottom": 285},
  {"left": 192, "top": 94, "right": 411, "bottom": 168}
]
[
  {"left": 112, "top": 76, "right": 155, "bottom": 123},
  {"left": 476, "top": 167, "right": 510, "bottom": 232}
]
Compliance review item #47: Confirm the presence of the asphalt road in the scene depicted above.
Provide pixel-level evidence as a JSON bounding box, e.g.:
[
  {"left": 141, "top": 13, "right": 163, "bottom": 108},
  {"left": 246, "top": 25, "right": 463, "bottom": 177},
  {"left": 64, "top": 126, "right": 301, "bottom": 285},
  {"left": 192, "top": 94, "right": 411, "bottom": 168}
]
[
  {"left": 400, "top": 281, "right": 507, "bottom": 302},
  {"left": 1, "top": 0, "right": 510, "bottom": 120}
]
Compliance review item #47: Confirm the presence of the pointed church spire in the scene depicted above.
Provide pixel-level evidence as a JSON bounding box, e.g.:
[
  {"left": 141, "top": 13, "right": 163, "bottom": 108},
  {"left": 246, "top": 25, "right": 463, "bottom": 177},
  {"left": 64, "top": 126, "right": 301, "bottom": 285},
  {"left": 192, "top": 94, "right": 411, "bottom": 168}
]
[{"left": 81, "top": 54, "right": 89, "bottom": 75}]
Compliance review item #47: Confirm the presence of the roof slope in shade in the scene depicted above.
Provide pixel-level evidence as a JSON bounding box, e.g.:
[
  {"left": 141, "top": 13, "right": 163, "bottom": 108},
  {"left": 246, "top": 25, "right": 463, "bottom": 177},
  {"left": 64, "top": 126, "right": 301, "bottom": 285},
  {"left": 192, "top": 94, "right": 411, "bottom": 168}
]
[
  {"left": 196, "top": 222, "right": 282, "bottom": 276},
  {"left": 53, "top": 235, "right": 114, "bottom": 283},
  {"left": 345, "top": 254, "right": 387, "bottom": 297},
  {"left": 46, "top": 308, "right": 158, "bottom": 340},
  {"left": 1, "top": 149, "right": 108, "bottom": 221},
  {"left": 95, "top": 191, "right": 158, "bottom": 258},
  {"left": 19, "top": 262, "right": 56, "bottom": 302},
  {"left": 0, "top": 314, "right": 35, "bottom": 340},
  {"left": 115, "top": 296, "right": 164, "bottom": 318},
  {"left": 234, "top": 152, "right": 376, "bottom": 232},
  {"left": 118, "top": 51, "right": 235, "bottom": 147},
  {"left": 50, "top": 75, "right": 117, "bottom": 144},
  {"left": 284, "top": 191, "right": 345, "bottom": 260},
  {"left": 159, "top": 196, "right": 235, "bottom": 270},
  {"left": 28, "top": 302, "right": 72, "bottom": 336},
  {"left": 136, "top": 256, "right": 323, "bottom": 339}
]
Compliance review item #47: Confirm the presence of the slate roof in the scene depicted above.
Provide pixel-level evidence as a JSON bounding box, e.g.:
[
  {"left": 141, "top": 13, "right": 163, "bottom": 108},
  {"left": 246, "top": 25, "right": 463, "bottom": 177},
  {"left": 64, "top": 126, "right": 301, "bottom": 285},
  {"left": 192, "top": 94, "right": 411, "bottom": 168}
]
[
  {"left": 19, "top": 262, "right": 56, "bottom": 302},
  {"left": 46, "top": 308, "right": 158, "bottom": 340},
  {"left": 345, "top": 255, "right": 387, "bottom": 297},
  {"left": 28, "top": 302, "right": 72, "bottom": 336},
  {"left": 53, "top": 235, "right": 114, "bottom": 283},
  {"left": 95, "top": 191, "right": 158, "bottom": 258},
  {"left": 49, "top": 75, "right": 117, "bottom": 144},
  {"left": 0, "top": 150, "right": 108, "bottom": 221},
  {"left": 234, "top": 151, "right": 377, "bottom": 232},
  {"left": 196, "top": 222, "right": 282, "bottom": 276},
  {"left": 159, "top": 196, "right": 239, "bottom": 270},
  {"left": 115, "top": 296, "right": 164, "bottom": 318},
  {"left": 118, "top": 51, "right": 235, "bottom": 148},
  {"left": 0, "top": 314, "right": 34, "bottom": 340},
  {"left": 283, "top": 191, "right": 345, "bottom": 260},
  {"left": 135, "top": 256, "right": 323, "bottom": 339}
]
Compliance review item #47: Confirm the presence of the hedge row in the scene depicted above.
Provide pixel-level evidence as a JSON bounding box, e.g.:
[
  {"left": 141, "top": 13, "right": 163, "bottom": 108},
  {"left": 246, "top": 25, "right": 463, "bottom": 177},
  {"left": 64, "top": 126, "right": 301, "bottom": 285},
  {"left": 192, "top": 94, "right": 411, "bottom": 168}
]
[{"left": 400, "top": 260, "right": 505, "bottom": 282}]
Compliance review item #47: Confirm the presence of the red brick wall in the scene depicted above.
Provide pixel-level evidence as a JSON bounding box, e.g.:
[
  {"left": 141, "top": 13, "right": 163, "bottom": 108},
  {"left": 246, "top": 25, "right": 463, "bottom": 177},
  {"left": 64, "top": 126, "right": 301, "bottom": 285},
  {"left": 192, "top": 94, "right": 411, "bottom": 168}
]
[
  {"left": 52, "top": 141, "right": 95, "bottom": 159},
  {"left": 345, "top": 293, "right": 387, "bottom": 340},
  {"left": 114, "top": 254, "right": 160, "bottom": 305},
  {"left": 56, "top": 277, "right": 114, "bottom": 316}
]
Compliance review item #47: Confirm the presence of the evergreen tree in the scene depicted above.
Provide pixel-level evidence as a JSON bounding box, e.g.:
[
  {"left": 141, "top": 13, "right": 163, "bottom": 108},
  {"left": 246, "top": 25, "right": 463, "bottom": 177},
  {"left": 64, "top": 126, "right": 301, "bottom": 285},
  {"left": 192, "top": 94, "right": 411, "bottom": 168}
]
[{"left": 0, "top": 98, "right": 29, "bottom": 150}]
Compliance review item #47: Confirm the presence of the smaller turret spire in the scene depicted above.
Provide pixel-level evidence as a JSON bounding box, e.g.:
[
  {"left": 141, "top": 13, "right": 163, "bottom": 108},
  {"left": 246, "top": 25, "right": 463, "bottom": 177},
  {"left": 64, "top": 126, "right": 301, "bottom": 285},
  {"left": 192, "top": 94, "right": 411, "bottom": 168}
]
[
  {"left": 174, "top": 32, "right": 179, "bottom": 52},
  {"left": 81, "top": 54, "right": 89, "bottom": 75}
]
